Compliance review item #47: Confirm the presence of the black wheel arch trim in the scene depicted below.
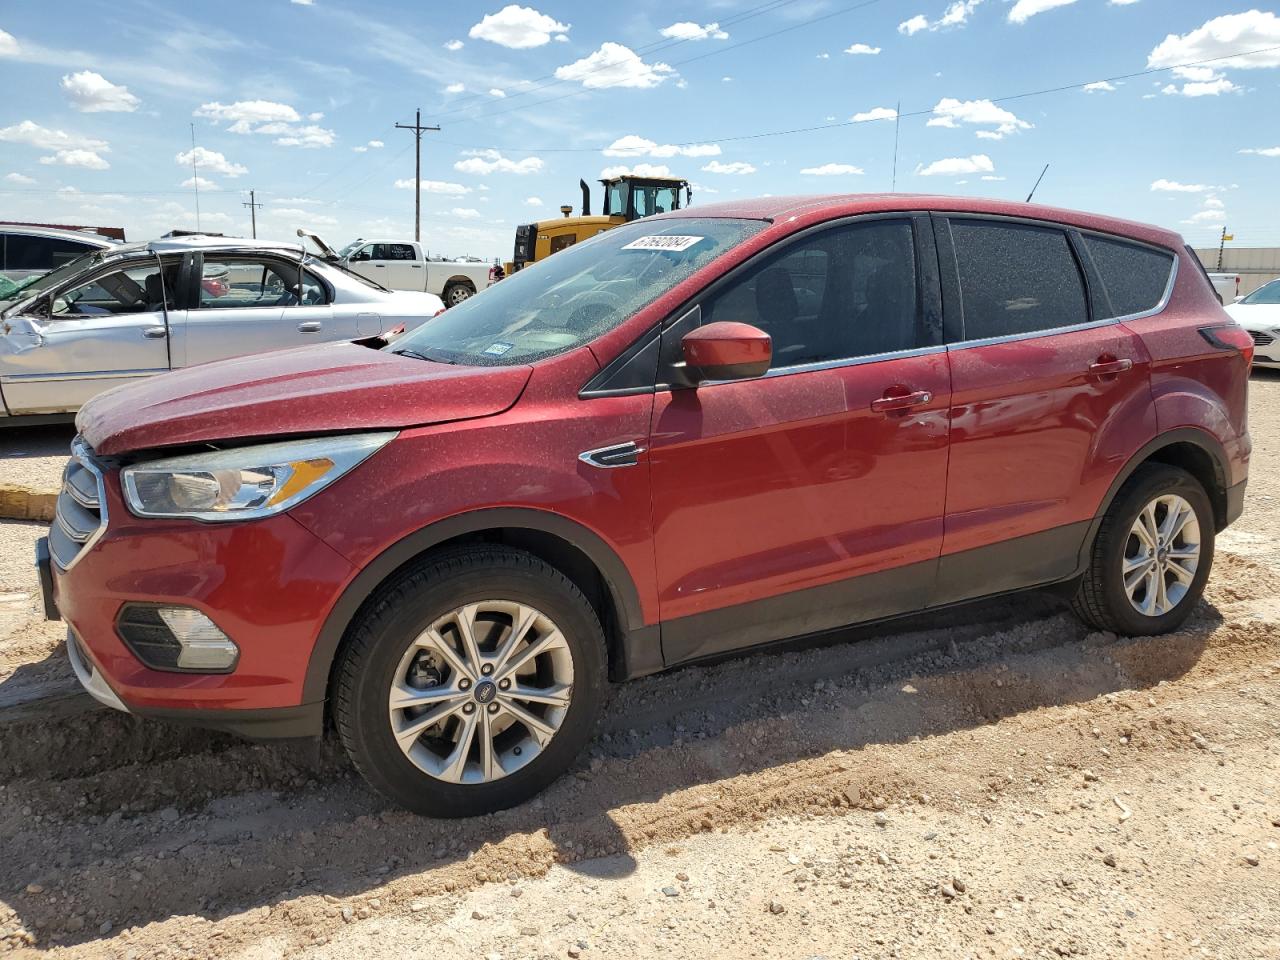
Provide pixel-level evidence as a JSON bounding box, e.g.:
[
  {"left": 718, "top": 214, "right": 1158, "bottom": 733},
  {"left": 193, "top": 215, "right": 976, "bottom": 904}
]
[{"left": 301, "top": 508, "right": 649, "bottom": 704}]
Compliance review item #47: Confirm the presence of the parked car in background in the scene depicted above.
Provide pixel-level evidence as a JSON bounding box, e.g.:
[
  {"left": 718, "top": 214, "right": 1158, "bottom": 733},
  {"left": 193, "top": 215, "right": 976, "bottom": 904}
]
[
  {"left": 0, "top": 234, "right": 443, "bottom": 423},
  {"left": 1208, "top": 272, "right": 1240, "bottom": 304},
  {"left": 0, "top": 224, "right": 119, "bottom": 284},
  {"left": 44, "top": 196, "right": 1249, "bottom": 817},
  {"left": 1226, "top": 277, "right": 1280, "bottom": 368},
  {"left": 301, "top": 232, "right": 491, "bottom": 307}
]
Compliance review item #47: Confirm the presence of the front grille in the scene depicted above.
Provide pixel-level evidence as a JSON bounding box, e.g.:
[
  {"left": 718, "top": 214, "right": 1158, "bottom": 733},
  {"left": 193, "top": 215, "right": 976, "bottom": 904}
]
[
  {"left": 1251, "top": 331, "right": 1274, "bottom": 347},
  {"left": 50, "top": 438, "right": 107, "bottom": 570}
]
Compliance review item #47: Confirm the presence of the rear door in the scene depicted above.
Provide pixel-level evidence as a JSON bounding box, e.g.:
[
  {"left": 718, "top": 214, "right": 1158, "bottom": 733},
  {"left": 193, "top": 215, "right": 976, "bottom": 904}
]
[
  {"left": 171, "top": 254, "right": 345, "bottom": 367},
  {"left": 647, "top": 215, "right": 952, "bottom": 665},
  {"left": 0, "top": 256, "right": 175, "bottom": 414},
  {"left": 932, "top": 214, "right": 1155, "bottom": 605}
]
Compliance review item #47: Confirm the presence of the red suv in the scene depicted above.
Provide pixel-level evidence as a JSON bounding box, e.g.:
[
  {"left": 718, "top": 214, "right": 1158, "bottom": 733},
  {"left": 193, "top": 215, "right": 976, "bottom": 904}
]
[{"left": 39, "top": 195, "right": 1251, "bottom": 816}]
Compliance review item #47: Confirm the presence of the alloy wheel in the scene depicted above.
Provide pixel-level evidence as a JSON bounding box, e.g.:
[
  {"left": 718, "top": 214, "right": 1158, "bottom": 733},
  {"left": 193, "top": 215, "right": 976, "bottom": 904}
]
[
  {"left": 1122, "top": 493, "right": 1201, "bottom": 617},
  {"left": 388, "top": 600, "right": 574, "bottom": 784}
]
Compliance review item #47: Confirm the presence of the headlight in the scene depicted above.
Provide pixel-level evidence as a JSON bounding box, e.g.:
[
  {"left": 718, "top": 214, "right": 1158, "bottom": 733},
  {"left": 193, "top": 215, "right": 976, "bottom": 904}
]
[{"left": 121, "top": 432, "right": 396, "bottom": 522}]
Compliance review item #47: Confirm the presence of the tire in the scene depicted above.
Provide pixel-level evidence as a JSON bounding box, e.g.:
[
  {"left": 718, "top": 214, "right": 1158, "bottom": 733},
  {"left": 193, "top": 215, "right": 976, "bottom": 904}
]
[
  {"left": 443, "top": 281, "right": 474, "bottom": 307},
  {"left": 334, "top": 545, "right": 607, "bottom": 817},
  {"left": 1072, "top": 463, "right": 1215, "bottom": 635}
]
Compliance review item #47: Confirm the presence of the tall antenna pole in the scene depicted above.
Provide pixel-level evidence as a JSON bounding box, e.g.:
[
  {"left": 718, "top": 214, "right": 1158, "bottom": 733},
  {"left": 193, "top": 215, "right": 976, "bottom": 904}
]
[
  {"left": 395, "top": 108, "right": 441, "bottom": 243},
  {"left": 242, "top": 189, "right": 263, "bottom": 239},
  {"left": 891, "top": 99, "right": 901, "bottom": 192},
  {"left": 189, "top": 123, "right": 202, "bottom": 232},
  {"left": 1025, "top": 163, "right": 1050, "bottom": 203}
]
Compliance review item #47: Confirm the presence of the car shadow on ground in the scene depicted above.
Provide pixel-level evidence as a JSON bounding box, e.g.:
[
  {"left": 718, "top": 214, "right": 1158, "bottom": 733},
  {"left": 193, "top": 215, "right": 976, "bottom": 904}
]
[
  {"left": 0, "top": 423, "right": 76, "bottom": 460},
  {"left": 0, "top": 587, "right": 1220, "bottom": 949}
]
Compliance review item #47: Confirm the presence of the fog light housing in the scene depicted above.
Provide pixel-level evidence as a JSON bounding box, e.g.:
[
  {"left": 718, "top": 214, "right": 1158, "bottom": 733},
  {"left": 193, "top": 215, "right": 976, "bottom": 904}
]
[{"left": 116, "top": 604, "right": 239, "bottom": 673}]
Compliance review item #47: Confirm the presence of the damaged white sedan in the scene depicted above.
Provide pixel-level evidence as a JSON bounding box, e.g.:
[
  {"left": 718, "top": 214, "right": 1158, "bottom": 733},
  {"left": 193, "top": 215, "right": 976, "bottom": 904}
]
[{"left": 0, "top": 235, "right": 444, "bottom": 424}]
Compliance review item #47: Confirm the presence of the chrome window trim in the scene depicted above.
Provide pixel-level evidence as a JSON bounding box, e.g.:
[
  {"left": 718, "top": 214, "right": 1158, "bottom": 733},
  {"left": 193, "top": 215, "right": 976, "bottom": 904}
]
[
  {"left": 758, "top": 343, "right": 946, "bottom": 379},
  {"left": 51, "top": 438, "right": 108, "bottom": 572}
]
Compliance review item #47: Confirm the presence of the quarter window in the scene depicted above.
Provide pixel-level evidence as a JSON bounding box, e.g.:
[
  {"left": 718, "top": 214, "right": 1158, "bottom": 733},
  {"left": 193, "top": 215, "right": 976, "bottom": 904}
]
[
  {"left": 950, "top": 220, "right": 1088, "bottom": 340},
  {"left": 700, "top": 219, "right": 920, "bottom": 367},
  {"left": 1083, "top": 235, "right": 1174, "bottom": 319}
]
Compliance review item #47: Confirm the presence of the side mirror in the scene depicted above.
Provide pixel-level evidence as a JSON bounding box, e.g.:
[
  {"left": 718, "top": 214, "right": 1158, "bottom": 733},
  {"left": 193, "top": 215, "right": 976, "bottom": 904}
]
[{"left": 681, "top": 321, "right": 772, "bottom": 382}]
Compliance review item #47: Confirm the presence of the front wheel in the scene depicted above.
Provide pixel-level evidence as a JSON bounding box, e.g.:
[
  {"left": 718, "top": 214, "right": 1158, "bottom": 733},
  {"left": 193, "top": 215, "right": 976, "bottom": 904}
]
[
  {"left": 1072, "top": 463, "right": 1215, "bottom": 635},
  {"left": 443, "top": 281, "right": 474, "bottom": 307},
  {"left": 333, "top": 546, "right": 607, "bottom": 817}
]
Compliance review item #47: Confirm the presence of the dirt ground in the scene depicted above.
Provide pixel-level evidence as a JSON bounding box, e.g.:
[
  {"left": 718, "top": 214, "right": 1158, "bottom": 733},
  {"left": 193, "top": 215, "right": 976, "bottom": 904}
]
[{"left": 1, "top": 377, "right": 1279, "bottom": 960}]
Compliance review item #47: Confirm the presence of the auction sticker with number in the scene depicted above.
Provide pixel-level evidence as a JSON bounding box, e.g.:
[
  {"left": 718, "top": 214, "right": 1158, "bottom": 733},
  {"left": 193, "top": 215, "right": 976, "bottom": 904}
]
[{"left": 620, "top": 235, "right": 705, "bottom": 252}]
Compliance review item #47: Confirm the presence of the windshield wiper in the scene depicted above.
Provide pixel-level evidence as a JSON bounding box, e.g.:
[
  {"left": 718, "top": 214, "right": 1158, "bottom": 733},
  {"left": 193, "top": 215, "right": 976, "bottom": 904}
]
[{"left": 392, "top": 348, "right": 456, "bottom": 364}]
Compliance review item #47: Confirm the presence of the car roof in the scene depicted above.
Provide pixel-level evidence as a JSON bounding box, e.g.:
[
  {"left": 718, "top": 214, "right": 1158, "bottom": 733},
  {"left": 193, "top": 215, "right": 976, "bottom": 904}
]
[
  {"left": 145, "top": 235, "right": 304, "bottom": 256},
  {"left": 655, "top": 193, "right": 1186, "bottom": 249},
  {"left": 0, "top": 224, "right": 119, "bottom": 245}
]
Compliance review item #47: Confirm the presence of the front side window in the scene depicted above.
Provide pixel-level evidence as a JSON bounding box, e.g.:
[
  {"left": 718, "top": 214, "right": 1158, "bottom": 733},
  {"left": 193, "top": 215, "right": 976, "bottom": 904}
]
[
  {"left": 51, "top": 260, "right": 177, "bottom": 316},
  {"left": 950, "top": 219, "right": 1088, "bottom": 340},
  {"left": 699, "top": 219, "right": 920, "bottom": 367},
  {"left": 199, "top": 257, "right": 327, "bottom": 309},
  {"left": 1084, "top": 234, "right": 1174, "bottom": 319},
  {"left": 390, "top": 217, "right": 766, "bottom": 366}
]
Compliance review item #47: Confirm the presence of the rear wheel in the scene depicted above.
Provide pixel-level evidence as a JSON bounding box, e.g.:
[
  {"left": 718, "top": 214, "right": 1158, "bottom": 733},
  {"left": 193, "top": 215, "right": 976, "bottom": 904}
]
[
  {"left": 334, "top": 546, "right": 607, "bottom": 816},
  {"left": 1072, "top": 464, "right": 1215, "bottom": 635},
  {"left": 443, "top": 281, "right": 474, "bottom": 307}
]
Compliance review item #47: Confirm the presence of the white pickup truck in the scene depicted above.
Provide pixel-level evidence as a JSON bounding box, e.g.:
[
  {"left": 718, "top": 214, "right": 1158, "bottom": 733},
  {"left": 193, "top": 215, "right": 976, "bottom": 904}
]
[{"left": 301, "top": 233, "right": 491, "bottom": 307}]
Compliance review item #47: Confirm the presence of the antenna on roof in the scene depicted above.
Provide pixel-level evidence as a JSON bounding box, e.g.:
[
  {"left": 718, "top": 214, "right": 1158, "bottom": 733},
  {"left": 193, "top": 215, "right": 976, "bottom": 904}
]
[
  {"left": 891, "top": 99, "right": 901, "bottom": 192},
  {"left": 1025, "top": 163, "right": 1049, "bottom": 203},
  {"left": 189, "top": 123, "right": 201, "bottom": 232}
]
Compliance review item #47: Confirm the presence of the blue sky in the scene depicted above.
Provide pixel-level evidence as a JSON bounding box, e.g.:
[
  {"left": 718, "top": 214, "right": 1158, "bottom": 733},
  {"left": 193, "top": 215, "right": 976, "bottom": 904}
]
[{"left": 1, "top": 1, "right": 1278, "bottom": 259}]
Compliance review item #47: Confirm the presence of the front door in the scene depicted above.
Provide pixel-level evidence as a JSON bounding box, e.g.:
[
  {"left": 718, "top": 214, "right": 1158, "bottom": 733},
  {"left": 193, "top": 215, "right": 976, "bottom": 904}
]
[
  {"left": 647, "top": 216, "right": 951, "bottom": 665},
  {"left": 171, "top": 254, "right": 345, "bottom": 367},
  {"left": 0, "top": 257, "right": 175, "bottom": 414}
]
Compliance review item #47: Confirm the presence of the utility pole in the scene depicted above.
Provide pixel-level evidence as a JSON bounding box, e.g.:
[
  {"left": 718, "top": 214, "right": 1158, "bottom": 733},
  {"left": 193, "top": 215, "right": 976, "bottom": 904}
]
[
  {"left": 395, "top": 108, "right": 441, "bottom": 242},
  {"left": 241, "top": 189, "right": 263, "bottom": 239}
]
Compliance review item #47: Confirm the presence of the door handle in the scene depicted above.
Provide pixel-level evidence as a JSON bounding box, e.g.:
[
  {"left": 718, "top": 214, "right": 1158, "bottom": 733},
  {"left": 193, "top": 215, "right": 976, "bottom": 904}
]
[
  {"left": 297, "top": 321, "right": 323, "bottom": 333},
  {"left": 373, "top": 264, "right": 386, "bottom": 268},
  {"left": 142, "top": 326, "right": 167, "bottom": 339},
  {"left": 1088, "top": 357, "right": 1133, "bottom": 376},
  {"left": 871, "top": 390, "right": 932, "bottom": 413}
]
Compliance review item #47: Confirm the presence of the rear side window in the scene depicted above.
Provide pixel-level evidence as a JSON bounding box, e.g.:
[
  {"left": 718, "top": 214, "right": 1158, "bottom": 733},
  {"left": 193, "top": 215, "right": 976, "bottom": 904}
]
[
  {"left": 1084, "top": 235, "right": 1174, "bottom": 319},
  {"left": 950, "top": 220, "right": 1088, "bottom": 340}
]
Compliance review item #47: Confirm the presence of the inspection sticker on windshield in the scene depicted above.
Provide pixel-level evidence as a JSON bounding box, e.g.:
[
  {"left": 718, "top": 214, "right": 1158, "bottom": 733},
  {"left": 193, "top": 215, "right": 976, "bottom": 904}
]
[
  {"left": 621, "top": 235, "right": 704, "bottom": 252},
  {"left": 483, "top": 341, "right": 514, "bottom": 357}
]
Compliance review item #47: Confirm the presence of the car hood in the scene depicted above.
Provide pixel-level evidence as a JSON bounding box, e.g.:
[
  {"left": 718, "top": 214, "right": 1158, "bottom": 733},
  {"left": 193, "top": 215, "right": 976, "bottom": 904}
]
[
  {"left": 78, "top": 342, "right": 532, "bottom": 456},
  {"left": 1225, "top": 303, "right": 1280, "bottom": 330}
]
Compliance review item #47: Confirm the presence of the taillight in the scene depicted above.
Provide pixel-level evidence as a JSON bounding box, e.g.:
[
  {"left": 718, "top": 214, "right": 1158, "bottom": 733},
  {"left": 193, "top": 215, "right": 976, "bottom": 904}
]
[{"left": 1200, "top": 323, "right": 1254, "bottom": 363}]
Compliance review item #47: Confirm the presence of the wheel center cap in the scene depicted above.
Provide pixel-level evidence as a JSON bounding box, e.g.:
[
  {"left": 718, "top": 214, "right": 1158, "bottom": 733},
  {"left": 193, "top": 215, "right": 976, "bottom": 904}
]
[{"left": 474, "top": 680, "right": 497, "bottom": 704}]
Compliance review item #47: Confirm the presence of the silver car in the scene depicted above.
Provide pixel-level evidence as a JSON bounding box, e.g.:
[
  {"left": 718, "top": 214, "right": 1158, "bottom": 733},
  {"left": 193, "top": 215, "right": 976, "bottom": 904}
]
[{"left": 0, "top": 235, "right": 444, "bottom": 424}]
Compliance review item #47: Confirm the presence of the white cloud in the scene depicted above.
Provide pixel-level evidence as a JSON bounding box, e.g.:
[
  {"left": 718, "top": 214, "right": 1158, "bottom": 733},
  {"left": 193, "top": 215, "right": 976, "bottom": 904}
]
[
  {"left": 1161, "top": 78, "right": 1239, "bottom": 97},
  {"left": 852, "top": 106, "right": 898, "bottom": 122},
  {"left": 0, "top": 28, "right": 19, "bottom": 56},
  {"left": 1240, "top": 146, "right": 1280, "bottom": 157},
  {"left": 274, "top": 124, "right": 336, "bottom": 148},
  {"left": 1203, "top": 195, "right": 1225, "bottom": 209},
  {"left": 444, "top": 39, "right": 464, "bottom": 51},
  {"left": 469, "top": 5, "right": 570, "bottom": 49},
  {"left": 394, "top": 178, "right": 472, "bottom": 195},
  {"left": 1008, "top": 0, "right": 1078, "bottom": 25},
  {"left": 1148, "top": 12, "right": 1280, "bottom": 72},
  {"left": 722, "top": 76, "right": 733, "bottom": 82},
  {"left": 1083, "top": 80, "right": 1116, "bottom": 93},
  {"left": 600, "top": 163, "right": 673, "bottom": 179},
  {"left": 800, "top": 163, "right": 865, "bottom": 175},
  {"left": 916, "top": 154, "right": 994, "bottom": 176},
  {"left": 660, "top": 21, "right": 728, "bottom": 41},
  {"left": 290, "top": 0, "right": 314, "bottom": 5},
  {"left": 981, "top": 175, "right": 1006, "bottom": 181},
  {"left": 176, "top": 146, "right": 247, "bottom": 177},
  {"left": 1184, "top": 208, "right": 1226, "bottom": 224},
  {"left": 488, "top": 88, "right": 506, "bottom": 98},
  {"left": 5, "top": 172, "right": 35, "bottom": 184},
  {"left": 701, "top": 160, "right": 757, "bottom": 175},
  {"left": 844, "top": 43, "right": 881, "bottom": 55},
  {"left": 196, "top": 99, "right": 300, "bottom": 127},
  {"left": 525, "top": 196, "right": 543, "bottom": 206},
  {"left": 1150, "top": 179, "right": 1218, "bottom": 193},
  {"left": 368, "top": 139, "right": 383, "bottom": 148},
  {"left": 0, "top": 120, "right": 108, "bottom": 154},
  {"left": 39, "top": 149, "right": 109, "bottom": 170},
  {"left": 555, "top": 42, "right": 676, "bottom": 89},
  {"left": 1109, "top": 0, "right": 1139, "bottom": 4},
  {"left": 180, "top": 176, "right": 218, "bottom": 190},
  {"left": 603, "top": 135, "right": 720, "bottom": 158},
  {"left": 307, "top": 111, "right": 324, "bottom": 121},
  {"left": 454, "top": 149, "right": 544, "bottom": 175},
  {"left": 60, "top": 70, "right": 139, "bottom": 112},
  {"left": 445, "top": 82, "right": 464, "bottom": 93},
  {"left": 450, "top": 208, "right": 483, "bottom": 220},
  {"left": 928, "top": 98, "right": 1031, "bottom": 138},
  {"left": 898, "top": 14, "right": 929, "bottom": 35},
  {"left": 816, "top": 52, "right": 830, "bottom": 59}
]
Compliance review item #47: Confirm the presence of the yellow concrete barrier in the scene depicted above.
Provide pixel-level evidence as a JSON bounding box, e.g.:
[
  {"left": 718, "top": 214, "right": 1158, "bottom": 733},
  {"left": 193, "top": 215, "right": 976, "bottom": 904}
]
[{"left": 0, "top": 483, "right": 58, "bottom": 522}]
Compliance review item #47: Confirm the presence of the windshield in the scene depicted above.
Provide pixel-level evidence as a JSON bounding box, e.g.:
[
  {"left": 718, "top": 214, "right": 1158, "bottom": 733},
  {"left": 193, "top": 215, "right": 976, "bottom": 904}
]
[
  {"left": 1241, "top": 279, "right": 1280, "bottom": 305},
  {"left": 389, "top": 217, "right": 765, "bottom": 366},
  {"left": 337, "top": 240, "right": 365, "bottom": 258},
  {"left": 8, "top": 249, "right": 115, "bottom": 300}
]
